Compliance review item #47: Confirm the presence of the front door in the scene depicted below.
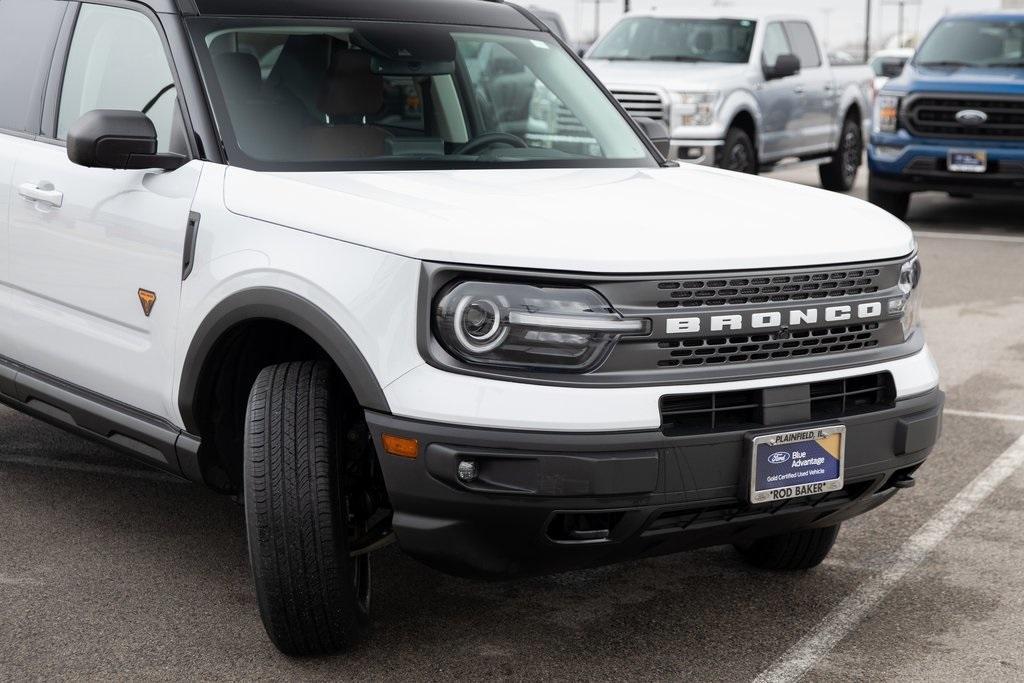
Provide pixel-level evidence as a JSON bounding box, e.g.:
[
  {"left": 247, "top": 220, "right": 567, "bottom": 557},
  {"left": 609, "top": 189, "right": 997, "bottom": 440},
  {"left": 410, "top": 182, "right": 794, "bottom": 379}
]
[
  {"left": 7, "top": 2, "right": 201, "bottom": 420},
  {"left": 757, "top": 22, "right": 801, "bottom": 161}
]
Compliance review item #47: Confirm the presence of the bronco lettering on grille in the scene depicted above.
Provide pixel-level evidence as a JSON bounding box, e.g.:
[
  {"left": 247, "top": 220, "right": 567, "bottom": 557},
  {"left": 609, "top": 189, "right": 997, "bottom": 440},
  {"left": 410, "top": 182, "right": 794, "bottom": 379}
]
[{"left": 666, "top": 302, "right": 883, "bottom": 336}]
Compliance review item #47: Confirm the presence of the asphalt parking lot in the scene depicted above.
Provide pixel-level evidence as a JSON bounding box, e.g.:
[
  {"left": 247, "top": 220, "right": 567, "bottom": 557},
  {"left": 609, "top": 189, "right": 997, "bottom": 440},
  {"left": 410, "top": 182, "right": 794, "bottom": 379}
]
[{"left": 2, "top": 165, "right": 1024, "bottom": 681}]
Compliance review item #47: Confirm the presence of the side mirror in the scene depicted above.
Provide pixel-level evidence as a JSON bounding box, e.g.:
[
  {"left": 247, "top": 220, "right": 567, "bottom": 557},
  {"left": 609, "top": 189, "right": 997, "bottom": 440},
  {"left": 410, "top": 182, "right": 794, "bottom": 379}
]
[
  {"left": 635, "top": 117, "right": 671, "bottom": 158},
  {"left": 764, "top": 53, "right": 801, "bottom": 80},
  {"left": 880, "top": 61, "right": 905, "bottom": 78},
  {"left": 67, "top": 110, "right": 187, "bottom": 171}
]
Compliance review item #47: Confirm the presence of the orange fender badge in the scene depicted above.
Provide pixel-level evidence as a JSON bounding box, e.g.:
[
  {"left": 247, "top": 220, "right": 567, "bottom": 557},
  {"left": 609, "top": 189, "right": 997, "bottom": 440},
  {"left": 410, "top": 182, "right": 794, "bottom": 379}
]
[{"left": 138, "top": 289, "right": 157, "bottom": 317}]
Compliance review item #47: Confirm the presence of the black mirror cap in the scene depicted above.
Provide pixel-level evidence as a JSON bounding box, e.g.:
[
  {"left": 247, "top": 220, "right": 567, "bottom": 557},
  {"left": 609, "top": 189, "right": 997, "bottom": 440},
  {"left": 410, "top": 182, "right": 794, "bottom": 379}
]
[
  {"left": 765, "top": 53, "right": 801, "bottom": 80},
  {"left": 880, "top": 60, "right": 905, "bottom": 78},
  {"left": 635, "top": 117, "right": 671, "bottom": 159},
  {"left": 67, "top": 109, "right": 187, "bottom": 171}
]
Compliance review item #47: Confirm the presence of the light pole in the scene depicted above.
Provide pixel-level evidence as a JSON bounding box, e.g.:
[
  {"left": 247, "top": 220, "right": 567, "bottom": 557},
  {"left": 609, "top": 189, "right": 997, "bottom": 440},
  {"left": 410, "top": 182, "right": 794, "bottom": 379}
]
[{"left": 864, "top": 0, "right": 872, "bottom": 61}]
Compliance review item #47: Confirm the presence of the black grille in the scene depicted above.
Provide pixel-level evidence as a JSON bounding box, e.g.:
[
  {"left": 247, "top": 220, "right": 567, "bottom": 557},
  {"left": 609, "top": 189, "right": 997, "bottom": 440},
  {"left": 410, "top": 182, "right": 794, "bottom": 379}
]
[
  {"left": 905, "top": 95, "right": 1024, "bottom": 141},
  {"left": 653, "top": 323, "right": 881, "bottom": 368},
  {"left": 654, "top": 268, "right": 882, "bottom": 308},
  {"left": 659, "top": 372, "right": 895, "bottom": 435},
  {"left": 644, "top": 480, "right": 875, "bottom": 532}
]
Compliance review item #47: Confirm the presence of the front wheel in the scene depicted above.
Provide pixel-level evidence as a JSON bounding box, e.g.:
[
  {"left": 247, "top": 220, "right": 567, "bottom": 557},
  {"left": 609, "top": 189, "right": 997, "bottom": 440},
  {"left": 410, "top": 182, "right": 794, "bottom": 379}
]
[
  {"left": 868, "top": 175, "right": 911, "bottom": 221},
  {"left": 819, "top": 117, "right": 863, "bottom": 192},
  {"left": 244, "top": 361, "right": 370, "bottom": 656},
  {"left": 718, "top": 127, "right": 758, "bottom": 174},
  {"left": 735, "top": 524, "right": 841, "bottom": 571}
]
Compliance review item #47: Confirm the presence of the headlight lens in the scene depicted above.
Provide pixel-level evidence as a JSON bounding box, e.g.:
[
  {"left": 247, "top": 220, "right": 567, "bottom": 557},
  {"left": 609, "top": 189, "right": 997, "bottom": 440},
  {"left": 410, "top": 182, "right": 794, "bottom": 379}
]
[
  {"left": 672, "top": 91, "right": 718, "bottom": 127},
  {"left": 874, "top": 94, "right": 901, "bottom": 133},
  {"left": 434, "top": 282, "right": 647, "bottom": 372},
  {"left": 888, "top": 255, "right": 923, "bottom": 338}
]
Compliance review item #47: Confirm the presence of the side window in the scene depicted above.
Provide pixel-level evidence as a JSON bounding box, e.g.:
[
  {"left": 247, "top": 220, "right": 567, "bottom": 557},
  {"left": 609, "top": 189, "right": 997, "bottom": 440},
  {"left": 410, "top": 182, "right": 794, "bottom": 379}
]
[
  {"left": 0, "top": 0, "right": 68, "bottom": 134},
  {"left": 57, "top": 3, "right": 181, "bottom": 152},
  {"left": 784, "top": 22, "right": 822, "bottom": 68},
  {"left": 762, "top": 22, "right": 792, "bottom": 67}
]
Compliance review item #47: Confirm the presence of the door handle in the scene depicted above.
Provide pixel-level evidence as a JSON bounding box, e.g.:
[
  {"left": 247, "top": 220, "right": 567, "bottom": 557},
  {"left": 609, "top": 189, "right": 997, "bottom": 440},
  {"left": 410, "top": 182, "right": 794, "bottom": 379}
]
[
  {"left": 18, "top": 182, "right": 63, "bottom": 208},
  {"left": 793, "top": 86, "right": 806, "bottom": 95}
]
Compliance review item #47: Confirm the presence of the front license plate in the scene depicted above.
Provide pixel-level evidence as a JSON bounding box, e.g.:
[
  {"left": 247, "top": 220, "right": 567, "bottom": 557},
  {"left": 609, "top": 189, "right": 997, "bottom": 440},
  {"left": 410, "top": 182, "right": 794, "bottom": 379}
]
[
  {"left": 749, "top": 426, "right": 845, "bottom": 504},
  {"left": 948, "top": 150, "right": 987, "bottom": 173}
]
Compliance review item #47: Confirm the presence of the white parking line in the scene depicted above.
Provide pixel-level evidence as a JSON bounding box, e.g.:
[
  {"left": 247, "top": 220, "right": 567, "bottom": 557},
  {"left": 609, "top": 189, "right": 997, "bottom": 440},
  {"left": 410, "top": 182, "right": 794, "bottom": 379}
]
[
  {"left": 0, "top": 454, "right": 186, "bottom": 484},
  {"left": 753, "top": 431, "right": 1024, "bottom": 683},
  {"left": 0, "top": 576, "right": 45, "bottom": 588},
  {"left": 914, "top": 230, "right": 1024, "bottom": 244},
  {"left": 944, "top": 408, "right": 1024, "bottom": 424}
]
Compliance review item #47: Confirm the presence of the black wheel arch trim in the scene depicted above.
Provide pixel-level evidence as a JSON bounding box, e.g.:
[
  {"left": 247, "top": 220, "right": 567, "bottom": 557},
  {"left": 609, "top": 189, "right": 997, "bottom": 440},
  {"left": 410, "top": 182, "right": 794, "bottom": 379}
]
[{"left": 178, "top": 287, "right": 390, "bottom": 434}]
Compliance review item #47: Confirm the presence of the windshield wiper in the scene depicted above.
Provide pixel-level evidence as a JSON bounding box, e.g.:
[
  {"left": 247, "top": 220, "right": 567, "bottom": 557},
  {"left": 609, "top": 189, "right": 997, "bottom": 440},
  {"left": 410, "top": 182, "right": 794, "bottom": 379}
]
[
  {"left": 649, "top": 55, "right": 711, "bottom": 62},
  {"left": 985, "top": 61, "right": 1024, "bottom": 68},
  {"left": 916, "top": 60, "right": 977, "bottom": 68}
]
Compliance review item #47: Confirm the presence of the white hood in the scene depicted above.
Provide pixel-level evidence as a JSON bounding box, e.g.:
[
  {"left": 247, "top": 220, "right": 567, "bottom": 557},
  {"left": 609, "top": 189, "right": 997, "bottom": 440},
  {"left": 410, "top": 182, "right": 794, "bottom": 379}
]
[
  {"left": 585, "top": 59, "right": 751, "bottom": 92},
  {"left": 222, "top": 164, "right": 915, "bottom": 273}
]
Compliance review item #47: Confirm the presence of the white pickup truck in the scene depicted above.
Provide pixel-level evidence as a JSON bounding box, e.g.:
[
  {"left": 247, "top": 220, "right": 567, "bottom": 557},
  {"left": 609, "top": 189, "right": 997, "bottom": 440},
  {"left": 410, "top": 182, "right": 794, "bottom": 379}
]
[{"left": 587, "top": 12, "right": 875, "bottom": 191}]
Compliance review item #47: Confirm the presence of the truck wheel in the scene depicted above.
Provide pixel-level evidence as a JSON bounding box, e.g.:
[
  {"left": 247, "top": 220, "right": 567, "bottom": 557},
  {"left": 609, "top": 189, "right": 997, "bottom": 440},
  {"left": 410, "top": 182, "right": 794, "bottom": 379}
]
[
  {"left": 735, "top": 524, "right": 841, "bottom": 571},
  {"left": 819, "top": 117, "right": 863, "bottom": 192},
  {"left": 244, "top": 361, "right": 369, "bottom": 656},
  {"left": 868, "top": 176, "right": 911, "bottom": 221},
  {"left": 719, "top": 128, "right": 757, "bottom": 174}
]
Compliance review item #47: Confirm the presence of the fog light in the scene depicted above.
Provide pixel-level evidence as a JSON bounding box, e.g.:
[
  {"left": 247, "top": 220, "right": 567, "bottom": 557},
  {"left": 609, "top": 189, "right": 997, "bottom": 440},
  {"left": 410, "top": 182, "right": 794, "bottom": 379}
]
[
  {"left": 457, "top": 460, "right": 478, "bottom": 483},
  {"left": 874, "top": 145, "right": 904, "bottom": 160}
]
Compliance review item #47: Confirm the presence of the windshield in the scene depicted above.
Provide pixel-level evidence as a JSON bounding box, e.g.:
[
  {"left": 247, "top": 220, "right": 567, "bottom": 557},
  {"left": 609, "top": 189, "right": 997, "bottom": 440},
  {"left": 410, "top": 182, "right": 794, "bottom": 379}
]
[
  {"left": 186, "top": 19, "right": 653, "bottom": 171},
  {"left": 590, "top": 17, "right": 756, "bottom": 63},
  {"left": 914, "top": 18, "right": 1024, "bottom": 68}
]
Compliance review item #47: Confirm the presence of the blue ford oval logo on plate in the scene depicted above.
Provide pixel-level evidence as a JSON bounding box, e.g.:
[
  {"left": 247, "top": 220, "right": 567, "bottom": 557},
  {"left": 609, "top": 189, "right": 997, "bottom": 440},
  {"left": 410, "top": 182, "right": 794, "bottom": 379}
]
[
  {"left": 955, "top": 109, "right": 988, "bottom": 126},
  {"left": 768, "top": 451, "right": 791, "bottom": 465}
]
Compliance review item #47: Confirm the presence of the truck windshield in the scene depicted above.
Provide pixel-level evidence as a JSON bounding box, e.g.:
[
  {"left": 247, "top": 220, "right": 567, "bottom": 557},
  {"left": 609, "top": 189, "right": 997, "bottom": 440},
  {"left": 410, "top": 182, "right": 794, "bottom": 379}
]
[
  {"left": 590, "top": 17, "right": 756, "bottom": 64},
  {"left": 186, "top": 18, "right": 654, "bottom": 171},
  {"left": 915, "top": 18, "right": 1024, "bottom": 68}
]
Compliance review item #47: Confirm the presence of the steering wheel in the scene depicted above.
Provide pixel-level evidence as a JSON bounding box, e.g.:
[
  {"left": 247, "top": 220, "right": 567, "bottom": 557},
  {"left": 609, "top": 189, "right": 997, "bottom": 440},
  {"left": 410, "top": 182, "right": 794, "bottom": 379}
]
[{"left": 455, "top": 132, "right": 529, "bottom": 155}]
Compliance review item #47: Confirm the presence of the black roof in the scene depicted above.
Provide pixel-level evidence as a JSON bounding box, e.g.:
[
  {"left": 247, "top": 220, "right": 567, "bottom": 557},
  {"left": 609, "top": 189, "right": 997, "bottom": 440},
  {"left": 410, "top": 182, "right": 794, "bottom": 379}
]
[{"left": 174, "top": 0, "right": 541, "bottom": 30}]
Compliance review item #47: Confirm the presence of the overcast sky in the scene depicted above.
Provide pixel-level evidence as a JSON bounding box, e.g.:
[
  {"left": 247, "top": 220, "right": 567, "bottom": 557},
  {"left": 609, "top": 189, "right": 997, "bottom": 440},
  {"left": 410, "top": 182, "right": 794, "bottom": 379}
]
[{"left": 532, "top": 0, "right": 1006, "bottom": 49}]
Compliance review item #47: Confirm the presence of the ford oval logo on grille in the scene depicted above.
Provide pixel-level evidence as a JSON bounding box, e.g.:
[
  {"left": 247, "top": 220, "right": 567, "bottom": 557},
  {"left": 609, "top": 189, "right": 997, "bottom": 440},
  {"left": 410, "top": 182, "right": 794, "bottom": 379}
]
[
  {"left": 955, "top": 109, "right": 988, "bottom": 126},
  {"left": 768, "top": 452, "right": 791, "bottom": 465}
]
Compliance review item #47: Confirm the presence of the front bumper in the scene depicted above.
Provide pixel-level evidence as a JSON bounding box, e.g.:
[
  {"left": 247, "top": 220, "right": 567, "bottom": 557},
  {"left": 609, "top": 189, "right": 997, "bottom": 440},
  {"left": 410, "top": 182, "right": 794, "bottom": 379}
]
[
  {"left": 869, "top": 132, "right": 1024, "bottom": 195},
  {"left": 367, "top": 387, "right": 944, "bottom": 578}
]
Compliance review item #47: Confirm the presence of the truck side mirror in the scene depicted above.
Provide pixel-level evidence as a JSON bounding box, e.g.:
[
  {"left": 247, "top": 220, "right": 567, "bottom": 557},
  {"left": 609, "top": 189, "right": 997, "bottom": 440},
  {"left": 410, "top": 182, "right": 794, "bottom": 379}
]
[
  {"left": 764, "top": 53, "right": 801, "bottom": 80},
  {"left": 67, "top": 110, "right": 187, "bottom": 171},
  {"left": 635, "top": 117, "right": 671, "bottom": 158},
  {"left": 880, "top": 60, "right": 905, "bottom": 78}
]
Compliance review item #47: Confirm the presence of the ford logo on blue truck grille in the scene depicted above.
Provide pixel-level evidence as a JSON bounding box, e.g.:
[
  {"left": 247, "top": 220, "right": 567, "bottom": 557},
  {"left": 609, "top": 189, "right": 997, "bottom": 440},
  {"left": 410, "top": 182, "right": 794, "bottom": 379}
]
[{"left": 955, "top": 109, "right": 989, "bottom": 126}]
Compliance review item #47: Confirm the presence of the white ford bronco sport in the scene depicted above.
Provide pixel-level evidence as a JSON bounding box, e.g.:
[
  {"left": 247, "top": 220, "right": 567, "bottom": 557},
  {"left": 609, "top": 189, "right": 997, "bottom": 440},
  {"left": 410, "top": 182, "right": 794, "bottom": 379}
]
[{"left": 0, "top": 0, "right": 942, "bottom": 656}]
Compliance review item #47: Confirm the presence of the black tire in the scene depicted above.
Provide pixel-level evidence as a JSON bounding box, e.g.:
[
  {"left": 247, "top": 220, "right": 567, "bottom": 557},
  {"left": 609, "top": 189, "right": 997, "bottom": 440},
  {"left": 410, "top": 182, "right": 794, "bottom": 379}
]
[
  {"left": 868, "top": 175, "right": 911, "bottom": 221},
  {"left": 735, "top": 524, "right": 841, "bottom": 572},
  {"left": 244, "top": 361, "right": 369, "bottom": 656},
  {"left": 819, "top": 116, "right": 863, "bottom": 192},
  {"left": 718, "top": 127, "right": 758, "bottom": 174}
]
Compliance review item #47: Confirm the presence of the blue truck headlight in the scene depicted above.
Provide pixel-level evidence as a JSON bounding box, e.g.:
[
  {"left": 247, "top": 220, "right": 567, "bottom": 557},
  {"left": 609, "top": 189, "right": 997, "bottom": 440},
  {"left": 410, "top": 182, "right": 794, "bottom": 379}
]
[
  {"left": 434, "top": 282, "right": 648, "bottom": 372},
  {"left": 874, "top": 95, "right": 901, "bottom": 133}
]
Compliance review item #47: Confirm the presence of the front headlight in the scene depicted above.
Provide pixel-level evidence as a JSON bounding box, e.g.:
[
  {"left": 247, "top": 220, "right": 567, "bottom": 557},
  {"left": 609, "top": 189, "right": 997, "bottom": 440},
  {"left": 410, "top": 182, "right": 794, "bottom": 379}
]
[
  {"left": 671, "top": 91, "right": 718, "bottom": 127},
  {"left": 874, "top": 94, "right": 901, "bottom": 133},
  {"left": 434, "top": 282, "right": 648, "bottom": 372},
  {"left": 888, "top": 254, "right": 923, "bottom": 339}
]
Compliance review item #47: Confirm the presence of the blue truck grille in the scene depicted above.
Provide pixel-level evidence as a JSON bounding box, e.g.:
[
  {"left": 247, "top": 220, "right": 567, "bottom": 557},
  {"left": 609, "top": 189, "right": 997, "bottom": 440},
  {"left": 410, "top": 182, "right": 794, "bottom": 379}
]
[{"left": 905, "top": 94, "right": 1024, "bottom": 141}]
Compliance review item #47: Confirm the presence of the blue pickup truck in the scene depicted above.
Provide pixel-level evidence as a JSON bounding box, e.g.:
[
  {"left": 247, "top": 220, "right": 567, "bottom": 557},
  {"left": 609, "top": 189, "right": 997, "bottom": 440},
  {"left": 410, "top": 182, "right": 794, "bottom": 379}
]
[{"left": 869, "top": 12, "right": 1024, "bottom": 219}]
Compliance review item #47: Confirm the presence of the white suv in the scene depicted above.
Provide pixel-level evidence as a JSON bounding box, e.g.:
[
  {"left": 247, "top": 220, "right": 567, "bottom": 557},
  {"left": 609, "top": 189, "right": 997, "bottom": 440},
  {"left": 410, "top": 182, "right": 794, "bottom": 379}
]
[{"left": 0, "top": 0, "right": 942, "bottom": 656}]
